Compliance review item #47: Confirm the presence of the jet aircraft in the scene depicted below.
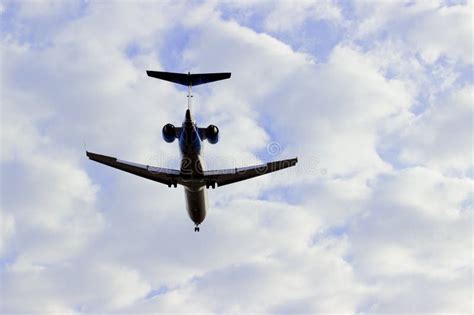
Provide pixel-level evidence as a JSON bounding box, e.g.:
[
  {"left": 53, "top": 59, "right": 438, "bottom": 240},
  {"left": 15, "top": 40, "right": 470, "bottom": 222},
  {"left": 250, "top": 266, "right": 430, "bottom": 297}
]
[{"left": 87, "top": 71, "right": 298, "bottom": 231}]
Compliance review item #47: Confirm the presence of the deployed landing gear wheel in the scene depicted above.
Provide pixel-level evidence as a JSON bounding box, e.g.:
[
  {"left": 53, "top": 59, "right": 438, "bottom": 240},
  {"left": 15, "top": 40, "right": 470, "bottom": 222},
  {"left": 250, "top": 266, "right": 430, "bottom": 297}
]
[{"left": 194, "top": 226, "right": 200, "bottom": 232}]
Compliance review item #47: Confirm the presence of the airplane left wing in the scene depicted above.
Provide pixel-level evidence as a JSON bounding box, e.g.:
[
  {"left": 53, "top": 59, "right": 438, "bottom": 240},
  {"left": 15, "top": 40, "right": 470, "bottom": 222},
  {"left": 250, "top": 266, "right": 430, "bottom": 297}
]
[
  {"left": 86, "top": 151, "right": 180, "bottom": 187},
  {"left": 203, "top": 157, "right": 298, "bottom": 188}
]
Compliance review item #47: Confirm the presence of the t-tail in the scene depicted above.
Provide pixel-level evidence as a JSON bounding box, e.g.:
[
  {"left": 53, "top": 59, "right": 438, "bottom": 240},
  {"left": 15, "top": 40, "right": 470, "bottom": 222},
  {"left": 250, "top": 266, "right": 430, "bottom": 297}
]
[
  {"left": 146, "top": 71, "right": 231, "bottom": 87},
  {"left": 147, "top": 70, "right": 231, "bottom": 111}
]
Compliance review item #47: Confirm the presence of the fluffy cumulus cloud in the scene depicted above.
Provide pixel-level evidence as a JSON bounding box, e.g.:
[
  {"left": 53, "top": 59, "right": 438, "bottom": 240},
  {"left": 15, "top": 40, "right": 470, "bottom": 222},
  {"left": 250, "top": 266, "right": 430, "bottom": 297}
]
[{"left": 1, "top": 0, "right": 472, "bottom": 314}]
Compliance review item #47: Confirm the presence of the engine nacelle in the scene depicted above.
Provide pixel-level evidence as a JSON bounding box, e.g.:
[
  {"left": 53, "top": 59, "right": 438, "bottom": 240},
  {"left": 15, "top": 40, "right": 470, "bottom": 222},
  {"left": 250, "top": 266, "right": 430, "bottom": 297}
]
[
  {"left": 206, "top": 124, "right": 219, "bottom": 144},
  {"left": 162, "top": 123, "right": 176, "bottom": 143}
]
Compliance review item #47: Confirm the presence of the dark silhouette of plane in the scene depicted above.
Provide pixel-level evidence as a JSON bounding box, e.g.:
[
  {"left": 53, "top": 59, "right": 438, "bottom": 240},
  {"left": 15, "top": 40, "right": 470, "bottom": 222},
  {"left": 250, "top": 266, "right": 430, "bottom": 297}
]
[{"left": 87, "top": 71, "right": 298, "bottom": 231}]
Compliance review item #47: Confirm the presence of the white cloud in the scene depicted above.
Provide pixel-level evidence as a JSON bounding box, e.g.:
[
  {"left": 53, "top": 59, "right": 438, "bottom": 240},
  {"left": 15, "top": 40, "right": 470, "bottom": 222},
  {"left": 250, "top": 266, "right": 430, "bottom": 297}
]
[
  {"left": 372, "top": 167, "right": 472, "bottom": 220},
  {"left": 1, "top": 50, "right": 104, "bottom": 267},
  {"left": 261, "top": 0, "right": 343, "bottom": 32},
  {"left": 258, "top": 44, "right": 413, "bottom": 180},
  {"left": 406, "top": 3, "right": 473, "bottom": 64},
  {"left": 1, "top": 1, "right": 472, "bottom": 314},
  {"left": 16, "top": 0, "right": 80, "bottom": 18},
  {"left": 2, "top": 261, "right": 151, "bottom": 313},
  {"left": 218, "top": 0, "right": 343, "bottom": 33},
  {"left": 119, "top": 232, "right": 366, "bottom": 314},
  {"left": 398, "top": 86, "right": 473, "bottom": 174},
  {"left": 349, "top": 167, "right": 472, "bottom": 312},
  {"left": 1, "top": 149, "right": 104, "bottom": 266},
  {"left": 0, "top": 210, "right": 15, "bottom": 255},
  {"left": 352, "top": 1, "right": 473, "bottom": 64}
]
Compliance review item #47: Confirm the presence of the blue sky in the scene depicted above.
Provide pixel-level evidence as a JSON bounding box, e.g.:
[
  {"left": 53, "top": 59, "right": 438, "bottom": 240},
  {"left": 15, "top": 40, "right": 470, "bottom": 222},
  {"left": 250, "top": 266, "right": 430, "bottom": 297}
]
[{"left": 1, "top": 1, "right": 472, "bottom": 313}]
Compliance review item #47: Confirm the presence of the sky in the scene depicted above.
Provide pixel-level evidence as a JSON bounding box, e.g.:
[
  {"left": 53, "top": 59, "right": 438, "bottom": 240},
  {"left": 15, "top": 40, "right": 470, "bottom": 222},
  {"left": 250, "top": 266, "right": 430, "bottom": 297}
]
[{"left": 0, "top": 0, "right": 472, "bottom": 314}]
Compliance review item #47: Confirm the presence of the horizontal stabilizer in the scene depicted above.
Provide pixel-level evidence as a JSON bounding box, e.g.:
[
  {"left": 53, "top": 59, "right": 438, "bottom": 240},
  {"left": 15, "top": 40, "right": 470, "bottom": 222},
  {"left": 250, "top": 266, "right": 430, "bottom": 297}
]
[{"left": 147, "top": 71, "right": 231, "bottom": 86}]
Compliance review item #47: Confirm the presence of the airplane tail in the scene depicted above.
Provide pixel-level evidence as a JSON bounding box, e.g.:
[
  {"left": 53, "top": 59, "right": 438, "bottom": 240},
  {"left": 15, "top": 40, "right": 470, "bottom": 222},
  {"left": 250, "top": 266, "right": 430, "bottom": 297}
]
[{"left": 146, "top": 71, "right": 231, "bottom": 87}]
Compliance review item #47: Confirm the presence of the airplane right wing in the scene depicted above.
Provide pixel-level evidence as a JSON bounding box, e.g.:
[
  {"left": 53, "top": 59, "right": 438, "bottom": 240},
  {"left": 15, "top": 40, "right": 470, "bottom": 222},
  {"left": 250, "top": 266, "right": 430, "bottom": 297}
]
[{"left": 203, "top": 158, "right": 298, "bottom": 188}]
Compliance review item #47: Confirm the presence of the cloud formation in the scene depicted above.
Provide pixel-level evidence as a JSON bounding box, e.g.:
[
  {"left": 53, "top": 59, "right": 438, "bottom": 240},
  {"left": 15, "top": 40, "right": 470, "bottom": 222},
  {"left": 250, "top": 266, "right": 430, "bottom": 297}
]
[{"left": 1, "top": 0, "right": 472, "bottom": 313}]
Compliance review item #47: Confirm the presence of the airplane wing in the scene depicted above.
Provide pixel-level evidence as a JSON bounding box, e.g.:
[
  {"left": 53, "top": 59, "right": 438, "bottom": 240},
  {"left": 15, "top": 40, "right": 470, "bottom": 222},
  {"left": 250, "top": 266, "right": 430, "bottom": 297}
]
[
  {"left": 87, "top": 151, "right": 297, "bottom": 188},
  {"left": 86, "top": 151, "right": 180, "bottom": 187},
  {"left": 203, "top": 157, "right": 298, "bottom": 187}
]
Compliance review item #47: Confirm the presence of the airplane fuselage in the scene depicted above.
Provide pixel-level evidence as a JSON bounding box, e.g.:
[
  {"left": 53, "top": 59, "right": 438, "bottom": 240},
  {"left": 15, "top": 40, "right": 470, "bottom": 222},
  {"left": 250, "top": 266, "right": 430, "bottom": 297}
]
[
  {"left": 179, "top": 109, "right": 208, "bottom": 227},
  {"left": 86, "top": 70, "right": 298, "bottom": 233}
]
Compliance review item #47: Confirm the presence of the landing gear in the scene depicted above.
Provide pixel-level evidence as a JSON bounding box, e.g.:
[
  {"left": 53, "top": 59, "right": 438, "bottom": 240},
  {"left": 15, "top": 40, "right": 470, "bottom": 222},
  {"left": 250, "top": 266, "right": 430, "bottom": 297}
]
[
  {"left": 205, "top": 181, "right": 216, "bottom": 189},
  {"left": 194, "top": 225, "right": 200, "bottom": 232}
]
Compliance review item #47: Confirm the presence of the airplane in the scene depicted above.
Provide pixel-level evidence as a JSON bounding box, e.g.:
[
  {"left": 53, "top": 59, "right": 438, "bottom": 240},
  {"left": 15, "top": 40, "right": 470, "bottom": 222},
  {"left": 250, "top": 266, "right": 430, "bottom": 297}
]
[{"left": 86, "top": 71, "right": 298, "bottom": 232}]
